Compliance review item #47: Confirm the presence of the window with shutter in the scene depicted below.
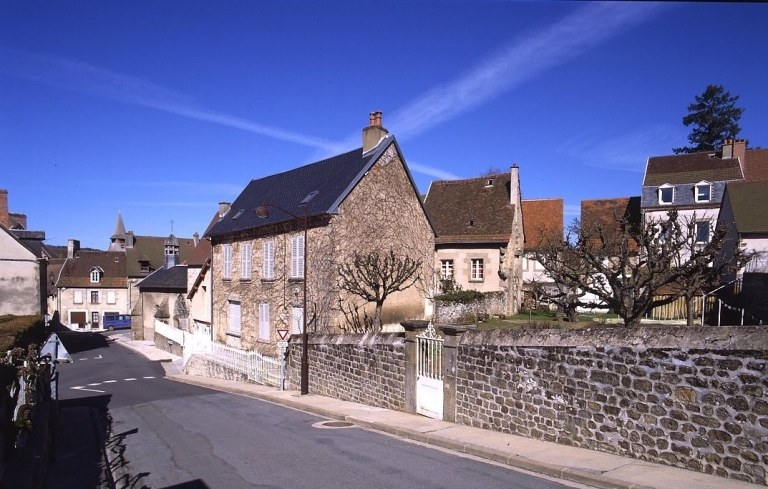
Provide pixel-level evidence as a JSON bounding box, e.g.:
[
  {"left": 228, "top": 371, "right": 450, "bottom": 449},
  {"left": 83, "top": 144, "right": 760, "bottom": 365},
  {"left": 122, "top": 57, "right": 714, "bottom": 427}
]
[
  {"left": 259, "top": 303, "right": 270, "bottom": 340},
  {"left": 263, "top": 240, "right": 275, "bottom": 280},
  {"left": 291, "top": 235, "right": 304, "bottom": 279},
  {"left": 241, "top": 243, "right": 252, "bottom": 280}
]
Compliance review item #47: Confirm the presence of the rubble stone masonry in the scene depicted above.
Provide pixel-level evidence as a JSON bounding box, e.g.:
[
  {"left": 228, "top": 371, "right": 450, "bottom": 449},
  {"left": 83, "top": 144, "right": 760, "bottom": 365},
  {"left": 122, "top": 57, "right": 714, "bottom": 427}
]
[
  {"left": 455, "top": 327, "right": 768, "bottom": 485},
  {"left": 283, "top": 325, "right": 766, "bottom": 484}
]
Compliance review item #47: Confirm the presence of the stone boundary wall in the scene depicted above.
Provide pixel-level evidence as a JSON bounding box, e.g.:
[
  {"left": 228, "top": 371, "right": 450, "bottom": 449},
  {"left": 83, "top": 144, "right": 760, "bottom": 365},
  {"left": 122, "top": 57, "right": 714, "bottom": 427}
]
[
  {"left": 455, "top": 326, "right": 768, "bottom": 485},
  {"left": 286, "top": 332, "right": 406, "bottom": 411},
  {"left": 435, "top": 291, "right": 507, "bottom": 323}
]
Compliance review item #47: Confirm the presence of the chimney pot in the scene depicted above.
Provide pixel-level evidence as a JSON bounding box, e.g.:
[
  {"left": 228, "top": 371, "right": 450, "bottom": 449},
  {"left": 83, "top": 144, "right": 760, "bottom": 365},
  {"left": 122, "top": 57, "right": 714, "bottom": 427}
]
[{"left": 362, "top": 110, "right": 388, "bottom": 152}]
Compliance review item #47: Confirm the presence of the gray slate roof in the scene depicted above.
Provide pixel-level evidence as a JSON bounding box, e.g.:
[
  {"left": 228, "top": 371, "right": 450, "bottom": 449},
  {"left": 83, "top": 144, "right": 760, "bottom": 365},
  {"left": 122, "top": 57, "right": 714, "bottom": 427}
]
[
  {"left": 206, "top": 140, "right": 395, "bottom": 239},
  {"left": 137, "top": 265, "right": 188, "bottom": 291}
]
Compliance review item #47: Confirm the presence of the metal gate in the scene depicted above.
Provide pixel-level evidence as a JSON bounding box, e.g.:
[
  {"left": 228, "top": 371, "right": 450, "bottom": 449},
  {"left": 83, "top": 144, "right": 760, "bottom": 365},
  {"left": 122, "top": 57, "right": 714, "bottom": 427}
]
[{"left": 416, "top": 323, "right": 443, "bottom": 420}]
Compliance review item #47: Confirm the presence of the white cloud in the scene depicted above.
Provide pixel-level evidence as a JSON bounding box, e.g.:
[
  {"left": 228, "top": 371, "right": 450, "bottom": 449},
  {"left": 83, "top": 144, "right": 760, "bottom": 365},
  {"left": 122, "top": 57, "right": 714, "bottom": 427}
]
[
  {"left": 0, "top": 46, "right": 340, "bottom": 152},
  {"left": 558, "top": 126, "right": 683, "bottom": 172},
  {"left": 386, "top": 2, "right": 667, "bottom": 139}
]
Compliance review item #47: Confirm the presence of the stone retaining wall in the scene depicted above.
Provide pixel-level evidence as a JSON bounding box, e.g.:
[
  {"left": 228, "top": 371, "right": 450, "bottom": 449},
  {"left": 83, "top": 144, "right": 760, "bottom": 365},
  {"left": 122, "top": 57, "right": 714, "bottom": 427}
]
[
  {"left": 455, "top": 327, "right": 767, "bottom": 485},
  {"left": 286, "top": 332, "right": 406, "bottom": 411}
]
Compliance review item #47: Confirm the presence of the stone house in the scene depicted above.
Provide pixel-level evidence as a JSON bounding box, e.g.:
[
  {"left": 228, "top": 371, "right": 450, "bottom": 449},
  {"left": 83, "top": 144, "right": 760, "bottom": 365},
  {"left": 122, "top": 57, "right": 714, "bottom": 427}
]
[
  {"left": 423, "top": 166, "right": 524, "bottom": 315},
  {"left": 0, "top": 189, "right": 52, "bottom": 316},
  {"left": 205, "top": 112, "right": 434, "bottom": 353},
  {"left": 54, "top": 241, "right": 128, "bottom": 329}
]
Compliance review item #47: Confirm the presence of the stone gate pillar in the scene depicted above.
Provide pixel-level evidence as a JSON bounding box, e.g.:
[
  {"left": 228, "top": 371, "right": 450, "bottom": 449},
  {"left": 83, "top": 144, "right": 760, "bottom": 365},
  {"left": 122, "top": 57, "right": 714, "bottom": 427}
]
[
  {"left": 439, "top": 325, "right": 468, "bottom": 423},
  {"left": 401, "top": 320, "right": 429, "bottom": 414}
]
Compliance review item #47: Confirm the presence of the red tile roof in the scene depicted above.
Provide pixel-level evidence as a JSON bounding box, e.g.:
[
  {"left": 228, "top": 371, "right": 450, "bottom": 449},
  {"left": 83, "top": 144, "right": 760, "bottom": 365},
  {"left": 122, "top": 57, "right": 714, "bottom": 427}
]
[
  {"left": 580, "top": 197, "right": 641, "bottom": 251},
  {"left": 643, "top": 152, "right": 744, "bottom": 186},
  {"left": 743, "top": 149, "right": 768, "bottom": 182},
  {"left": 57, "top": 251, "right": 127, "bottom": 288},
  {"left": 521, "top": 198, "right": 563, "bottom": 250}
]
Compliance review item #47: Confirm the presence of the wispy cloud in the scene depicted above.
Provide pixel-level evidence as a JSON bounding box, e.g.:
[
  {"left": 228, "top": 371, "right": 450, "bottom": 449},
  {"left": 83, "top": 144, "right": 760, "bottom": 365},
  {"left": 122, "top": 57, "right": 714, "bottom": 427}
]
[
  {"left": 386, "top": 2, "right": 668, "bottom": 139},
  {"left": 0, "top": 46, "right": 341, "bottom": 152},
  {"left": 558, "top": 125, "right": 683, "bottom": 172},
  {"left": 407, "top": 161, "right": 461, "bottom": 181}
]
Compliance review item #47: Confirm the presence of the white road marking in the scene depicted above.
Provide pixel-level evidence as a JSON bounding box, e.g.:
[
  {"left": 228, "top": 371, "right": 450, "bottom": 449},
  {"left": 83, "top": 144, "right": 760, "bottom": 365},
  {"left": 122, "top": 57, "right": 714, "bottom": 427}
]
[
  {"left": 72, "top": 386, "right": 105, "bottom": 393},
  {"left": 124, "top": 378, "right": 137, "bottom": 381},
  {"left": 88, "top": 383, "right": 102, "bottom": 386},
  {"left": 143, "top": 376, "right": 155, "bottom": 379},
  {"left": 103, "top": 380, "right": 117, "bottom": 383}
]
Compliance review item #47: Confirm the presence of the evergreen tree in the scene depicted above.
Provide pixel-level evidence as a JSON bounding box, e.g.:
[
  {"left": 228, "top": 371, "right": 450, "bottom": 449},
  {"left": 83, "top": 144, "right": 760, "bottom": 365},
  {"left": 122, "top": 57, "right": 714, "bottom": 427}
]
[{"left": 673, "top": 84, "right": 744, "bottom": 154}]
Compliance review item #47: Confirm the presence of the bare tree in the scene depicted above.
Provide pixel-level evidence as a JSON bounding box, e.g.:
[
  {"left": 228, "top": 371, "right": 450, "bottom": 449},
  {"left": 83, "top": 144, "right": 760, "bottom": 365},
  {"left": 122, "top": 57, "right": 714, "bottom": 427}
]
[
  {"left": 338, "top": 250, "right": 423, "bottom": 331},
  {"left": 534, "top": 210, "right": 745, "bottom": 327}
]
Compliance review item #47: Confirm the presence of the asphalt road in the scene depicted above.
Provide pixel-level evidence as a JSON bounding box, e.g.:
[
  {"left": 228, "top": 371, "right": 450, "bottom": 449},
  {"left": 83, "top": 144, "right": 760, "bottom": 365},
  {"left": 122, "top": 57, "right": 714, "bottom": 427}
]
[{"left": 48, "top": 331, "right": 581, "bottom": 489}]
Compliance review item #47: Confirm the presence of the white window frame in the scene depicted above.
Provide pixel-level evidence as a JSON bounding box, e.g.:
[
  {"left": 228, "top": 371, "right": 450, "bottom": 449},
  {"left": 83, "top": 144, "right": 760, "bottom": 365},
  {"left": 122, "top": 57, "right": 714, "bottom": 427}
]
[
  {"left": 263, "top": 240, "right": 275, "bottom": 280},
  {"left": 222, "top": 244, "right": 233, "bottom": 279},
  {"left": 228, "top": 300, "right": 241, "bottom": 335},
  {"left": 658, "top": 184, "right": 674, "bottom": 205},
  {"left": 291, "top": 235, "right": 305, "bottom": 279},
  {"left": 695, "top": 220, "right": 711, "bottom": 243},
  {"left": 470, "top": 258, "right": 484, "bottom": 281},
  {"left": 694, "top": 181, "right": 712, "bottom": 203},
  {"left": 107, "top": 290, "right": 116, "bottom": 305},
  {"left": 439, "top": 259, "right": 454, "bottom": 280},
  {"left": 90, "top": 290, "right": 100, "bottom": 304},
  {"left": 259, "top": 303, "right": 270, "bottom": 340},
  {"left": 90, "top": 268, "right": 101, "bottom": 283},
  {"left": 241, "top": 243, "right": 252, "bottom": 280},
  {"left": 73, "top": 290, "right": 83, "bottom": 304}
]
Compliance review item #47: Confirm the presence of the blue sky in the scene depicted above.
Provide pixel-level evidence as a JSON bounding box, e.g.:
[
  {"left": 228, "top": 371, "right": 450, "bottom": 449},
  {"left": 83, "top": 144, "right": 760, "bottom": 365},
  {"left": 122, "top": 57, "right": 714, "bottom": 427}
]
[{"left": 2, "top": 1, "right": 767, "bottom": 250}]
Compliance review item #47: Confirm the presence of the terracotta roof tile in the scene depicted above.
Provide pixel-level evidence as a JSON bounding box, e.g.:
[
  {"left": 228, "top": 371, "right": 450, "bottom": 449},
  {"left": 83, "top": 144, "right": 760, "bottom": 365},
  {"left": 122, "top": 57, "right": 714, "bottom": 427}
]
[
  {"left": 57, "top": 251, "right": 127, "bottom": 288},
  {"left": 643, "top": 152, "right": 743, "bottom": 186},
  {"left": 424, "top": 173, "right": 514, "bottom": 244},
  {"left": 743, "top": 149, "right": 768, "bottom": 182},
  {"left": 521, "top": 198, "right": 563, "bottom": 249},
  {"left": 581, "top": 197, "right": 641, "bottom": 251}
]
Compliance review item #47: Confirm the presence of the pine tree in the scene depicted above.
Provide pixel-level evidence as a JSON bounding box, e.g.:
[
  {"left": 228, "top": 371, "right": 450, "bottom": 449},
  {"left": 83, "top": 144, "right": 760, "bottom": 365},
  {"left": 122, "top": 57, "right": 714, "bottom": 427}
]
[{"left": 673, "top": 84, "right": 744, "bottom": 154}]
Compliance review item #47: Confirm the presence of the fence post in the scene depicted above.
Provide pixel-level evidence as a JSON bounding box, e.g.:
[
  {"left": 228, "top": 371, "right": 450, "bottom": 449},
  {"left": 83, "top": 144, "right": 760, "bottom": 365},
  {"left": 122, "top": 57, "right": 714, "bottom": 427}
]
[
  {"left": 439, "top": 325, "right": 468, "bottom": 423},
  {"left": 401, "top": 320, "right": 429, "bottom": 415}
]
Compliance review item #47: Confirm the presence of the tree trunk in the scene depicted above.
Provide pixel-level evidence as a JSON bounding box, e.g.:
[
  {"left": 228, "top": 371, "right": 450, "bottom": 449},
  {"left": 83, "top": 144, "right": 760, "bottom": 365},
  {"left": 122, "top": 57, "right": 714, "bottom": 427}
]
[{"left": 373, "top": 302, "right": 384, "bottom": 332}]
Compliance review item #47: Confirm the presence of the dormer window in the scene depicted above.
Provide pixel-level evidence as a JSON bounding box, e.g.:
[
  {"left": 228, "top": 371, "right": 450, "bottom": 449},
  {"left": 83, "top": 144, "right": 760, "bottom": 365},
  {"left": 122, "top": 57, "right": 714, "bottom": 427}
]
[
  {"left": 658, "top": 184, "right": 674, "bottom": 205},
  {"left": 485, "top": 178, "right": 494, "bottom": 187},
  {"left": 90, "top": 267, "right": 103, "bottom": 283},
  {"left": 694, "top": 181, "right": 712, "bottom": 203}
]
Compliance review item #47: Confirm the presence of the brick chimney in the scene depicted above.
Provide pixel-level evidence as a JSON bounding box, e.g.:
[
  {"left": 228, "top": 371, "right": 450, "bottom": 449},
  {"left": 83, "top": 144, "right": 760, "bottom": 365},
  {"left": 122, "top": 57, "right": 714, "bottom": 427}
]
[
  {"left": 0, "top": 189, "right": 9, "bottom": 227},
  {"left": 722, "top": 138, "right": 746, "bottom": 161},
  {"left": 362, "top": 110, "right": 389, "bottom": 153}
]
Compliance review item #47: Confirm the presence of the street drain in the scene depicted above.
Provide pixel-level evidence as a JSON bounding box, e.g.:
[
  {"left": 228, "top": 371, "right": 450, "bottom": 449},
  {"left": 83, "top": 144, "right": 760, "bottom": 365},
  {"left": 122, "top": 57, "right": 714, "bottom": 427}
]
[{"left": 314, "top": 420, "right": 355, "bottom": 429}]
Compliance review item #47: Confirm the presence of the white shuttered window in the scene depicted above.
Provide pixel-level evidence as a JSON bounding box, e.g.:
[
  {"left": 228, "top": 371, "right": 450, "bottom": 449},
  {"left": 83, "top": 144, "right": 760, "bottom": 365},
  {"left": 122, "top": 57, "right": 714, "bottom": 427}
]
[
  {"left": 241, "top": 243, "right": 252, "bottom": 279},
  {"left": 263, "top": 240, "right": 275, "bottom": 280},
  {"left": 291, "top": 235, "right": 304, "bottom": 279},
  {"left": 259, "top": 303, "right": 270, "bottom": 340}
]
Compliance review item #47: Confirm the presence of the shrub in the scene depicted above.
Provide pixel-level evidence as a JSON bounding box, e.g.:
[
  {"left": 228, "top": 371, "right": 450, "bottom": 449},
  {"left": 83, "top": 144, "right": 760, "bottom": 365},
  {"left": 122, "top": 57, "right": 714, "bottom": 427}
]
[{"left": 435, "top": 289, "right": 484, "bottom": 304}]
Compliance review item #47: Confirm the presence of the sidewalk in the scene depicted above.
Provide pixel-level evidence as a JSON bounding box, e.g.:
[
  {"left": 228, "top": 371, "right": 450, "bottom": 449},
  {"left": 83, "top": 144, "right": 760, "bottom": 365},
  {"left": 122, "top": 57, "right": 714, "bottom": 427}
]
[{"left": 113, "top": 335, "right": 763, "bottom": 489}]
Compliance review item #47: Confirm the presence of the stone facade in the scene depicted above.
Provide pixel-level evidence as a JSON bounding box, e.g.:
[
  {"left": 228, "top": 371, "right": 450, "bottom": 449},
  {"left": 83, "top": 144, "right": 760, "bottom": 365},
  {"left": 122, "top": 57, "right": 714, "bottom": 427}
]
[{"left": 210, "top": 139, "right": 433, "bottom": 355}]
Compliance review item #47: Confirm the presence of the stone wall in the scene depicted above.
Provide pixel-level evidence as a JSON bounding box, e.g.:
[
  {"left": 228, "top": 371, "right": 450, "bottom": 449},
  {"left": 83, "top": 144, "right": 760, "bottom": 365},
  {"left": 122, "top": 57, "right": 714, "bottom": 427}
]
[
  {"left": 455, "top": 327, "right": 768, "bottom": 485},
  {"left": 286, "top": 332, "right": 406, "bottom": 411},
  {"left": 434, "top": 292, "right": 507, "bottom": 323}
]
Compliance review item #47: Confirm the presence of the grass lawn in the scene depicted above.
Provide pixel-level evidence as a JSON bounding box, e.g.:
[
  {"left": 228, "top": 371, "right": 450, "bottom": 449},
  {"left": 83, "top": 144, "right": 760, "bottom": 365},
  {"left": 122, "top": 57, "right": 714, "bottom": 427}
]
[{"left": 476, "top": 311, "right": 621, "bottom": 330}]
